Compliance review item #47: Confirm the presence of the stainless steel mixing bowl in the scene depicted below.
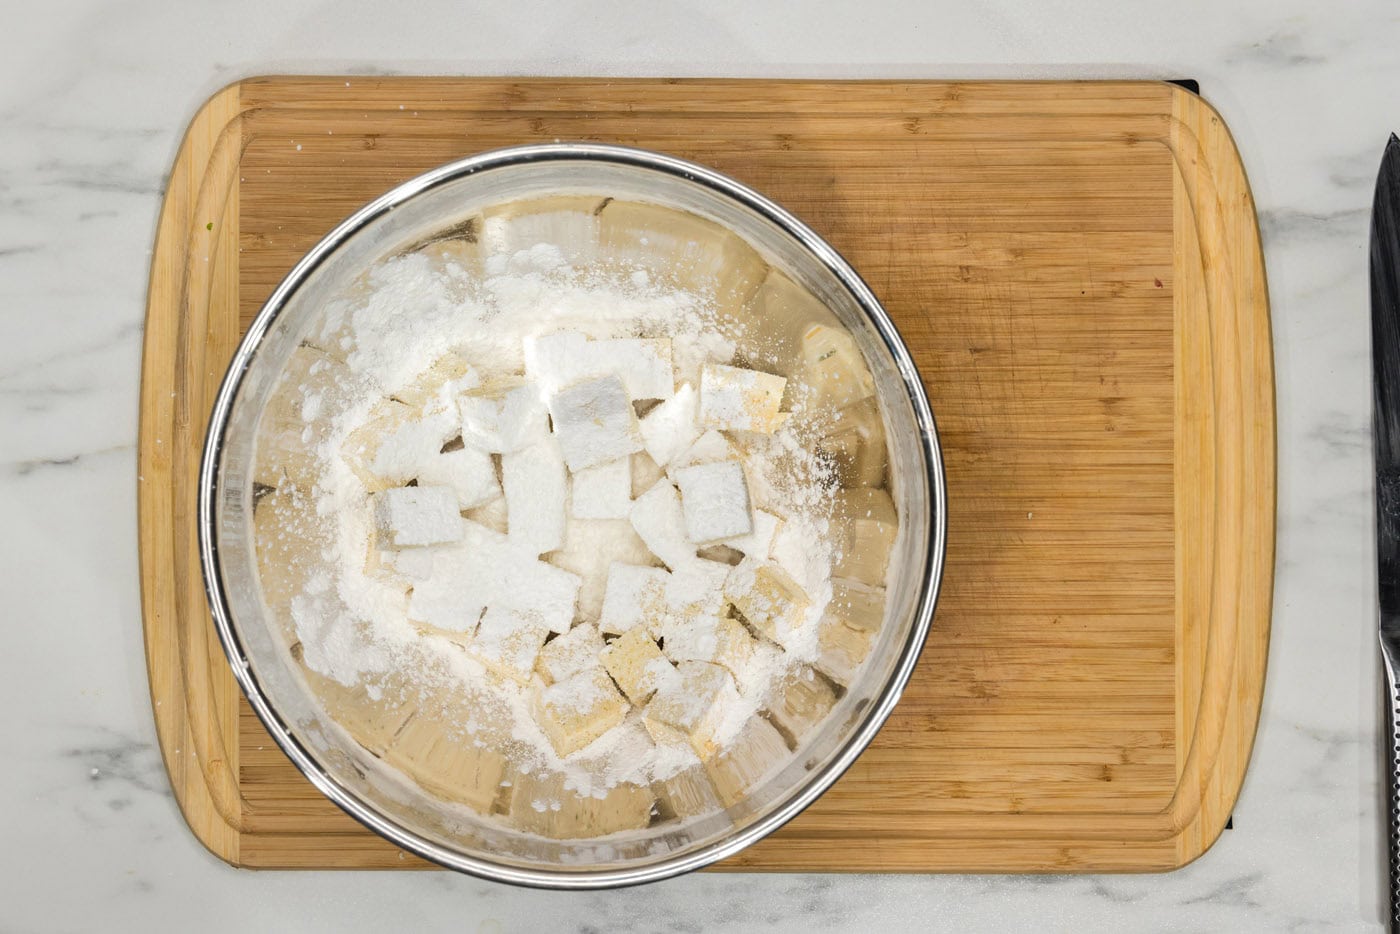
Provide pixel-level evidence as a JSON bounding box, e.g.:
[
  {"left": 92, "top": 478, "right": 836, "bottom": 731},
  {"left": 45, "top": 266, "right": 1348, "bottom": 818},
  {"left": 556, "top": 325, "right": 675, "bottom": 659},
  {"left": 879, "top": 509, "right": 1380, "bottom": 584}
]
[{"left": 199, "top": 143, "right": 946, "bottom": 887}]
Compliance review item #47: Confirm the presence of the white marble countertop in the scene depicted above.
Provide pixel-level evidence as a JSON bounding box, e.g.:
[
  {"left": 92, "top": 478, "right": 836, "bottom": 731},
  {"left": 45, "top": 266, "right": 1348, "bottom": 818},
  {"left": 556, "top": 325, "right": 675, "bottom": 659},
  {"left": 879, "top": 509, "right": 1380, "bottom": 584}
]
[{"left": 1, "top": 1, "right": 1390, "bottom": 930}]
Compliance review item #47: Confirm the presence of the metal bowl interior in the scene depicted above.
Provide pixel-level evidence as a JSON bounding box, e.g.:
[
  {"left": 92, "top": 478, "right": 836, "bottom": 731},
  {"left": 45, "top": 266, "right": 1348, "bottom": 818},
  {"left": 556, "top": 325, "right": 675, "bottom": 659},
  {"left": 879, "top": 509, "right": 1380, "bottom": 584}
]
[{"left": 200, "top": 143, "right": 946, "bottom": 888}]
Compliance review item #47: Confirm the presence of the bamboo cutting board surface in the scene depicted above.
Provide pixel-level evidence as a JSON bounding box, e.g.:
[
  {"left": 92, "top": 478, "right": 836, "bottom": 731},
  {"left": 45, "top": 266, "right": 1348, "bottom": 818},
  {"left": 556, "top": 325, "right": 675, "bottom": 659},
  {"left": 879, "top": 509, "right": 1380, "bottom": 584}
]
[{"left": 138, "top": 77, "right": 1273, "bottom": 872}]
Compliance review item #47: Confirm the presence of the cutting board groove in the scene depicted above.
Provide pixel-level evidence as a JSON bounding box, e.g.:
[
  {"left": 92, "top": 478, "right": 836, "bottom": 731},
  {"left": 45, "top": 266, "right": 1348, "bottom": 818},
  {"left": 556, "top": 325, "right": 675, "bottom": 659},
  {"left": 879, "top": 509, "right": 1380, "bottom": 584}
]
[{"left": 137, "top": 77, "right": 1273, "bottom": 872}]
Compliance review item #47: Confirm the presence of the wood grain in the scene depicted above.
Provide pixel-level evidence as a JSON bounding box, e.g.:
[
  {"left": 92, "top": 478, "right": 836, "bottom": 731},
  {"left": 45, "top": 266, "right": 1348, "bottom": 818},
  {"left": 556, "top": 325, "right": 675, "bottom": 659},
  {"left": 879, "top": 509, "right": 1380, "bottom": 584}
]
[{"left": 137, "top": 77, "right": 1273, "bottom": 872}]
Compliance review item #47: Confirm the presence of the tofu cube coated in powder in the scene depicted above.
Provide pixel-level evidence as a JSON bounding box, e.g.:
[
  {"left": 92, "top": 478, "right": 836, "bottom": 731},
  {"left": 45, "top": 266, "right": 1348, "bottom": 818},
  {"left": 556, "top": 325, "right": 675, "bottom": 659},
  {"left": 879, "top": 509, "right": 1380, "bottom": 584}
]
[
  {"left": 668, "top": 429, "right": 741, "bottom": 472},
  {"left": 545, "top": 519, "right": 655, "bottom": 623},
  {"left": 526, "top": 332, "right": 675, "bottom": 401},
  {"left": 698, "top": 363, "right": 787, "bottom": 434},
  {"left": 548, "top": 375, "right": 644, "bottom": 473},
  {"left": 458, "top": 382, "right": 549, "bottom": 454},
  {"left": 469, "top": 605, "right": 550, "bottom": 684},
  {"left": 643, "top": 661, "right": 740, "bottom": 757},
  {"left": 814, "top": 613, "right": 875, "bottom": 686},
  {"left": 721, "top": 509, "right": 781, "bottom": 561},
  {"left": 600, "top": 626, "right": 677, "bottom": 705},
  {"left": 628, "top": 480, "right": 697, "bottom": 570},
  {"left": 535, "top": 623, "right": 605, "bottom": 685},
  {"left": 570, "top": 457, "right": 632, "bottom": 520},
  {"left": 598, "top": 563, "right": 670, "bottom": 636},
  {"left": 413, "top": 445, "right": 500, "bottom": 510},
  {"left": 373, "top": 485, "right": 463, "bottom": 548},
  {"left": 673, "top": 460, "right": 752, "bottom": 544},
  {"left": 532, "top": 666, "right": 630, "bottom": 757},
  {"left": 725, "top": 559, "right": 811, "bottom": 646},
  {"left": 660, "top": 612, "right": 757, "bottom": 681},
  {"left": 638, "top": 382, "right": 701, "bottom": 467},
  {"left": 502, "top": 439, "right": 568, "bottom": 555}
]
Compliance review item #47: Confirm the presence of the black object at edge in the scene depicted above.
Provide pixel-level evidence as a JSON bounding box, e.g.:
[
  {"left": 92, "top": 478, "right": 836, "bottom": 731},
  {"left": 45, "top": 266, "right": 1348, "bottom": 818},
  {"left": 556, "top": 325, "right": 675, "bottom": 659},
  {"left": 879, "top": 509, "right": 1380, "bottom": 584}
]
[{"left": 1167, "top": 79, "right": 1200, "bottom": 94}]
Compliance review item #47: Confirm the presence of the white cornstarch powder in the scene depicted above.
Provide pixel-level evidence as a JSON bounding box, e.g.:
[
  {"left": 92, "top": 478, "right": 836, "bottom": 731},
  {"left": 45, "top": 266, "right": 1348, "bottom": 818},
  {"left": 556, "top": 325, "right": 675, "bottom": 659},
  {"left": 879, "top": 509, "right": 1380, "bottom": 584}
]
[{"left": 254, "top": 205, "right": 897, "bottom": 827}]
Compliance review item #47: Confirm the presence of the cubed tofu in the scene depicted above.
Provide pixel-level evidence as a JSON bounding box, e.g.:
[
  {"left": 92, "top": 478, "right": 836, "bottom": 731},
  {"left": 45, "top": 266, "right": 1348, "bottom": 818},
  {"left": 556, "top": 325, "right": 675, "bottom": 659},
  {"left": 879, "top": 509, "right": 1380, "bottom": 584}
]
[
  {"left": 696, "top": 543, "right": 745, "bottom": 566},
  {"left": 799, "top": 323, "right": 875, "bottom": 409},
  {"left": 673, "top": 460, "right": 753, "bottom": 544},
  {"left": 721, "top": 509, "right": 782, "bottom": 561},
  {"left": 406, "top": 573, "right": 486, "bottom": 634},
  {"left": 526, "top": 332, "right": 675, "bottom": 402},
  {"left": 548, "top": 375, "right": 644, "bottom": 473},
  {"left": 831, "top": 488, "right": 898, "bottom": 586},
  {"left": 378, "top": 545, "right": 435, "bottom": 581},
  {"left": 506, "top": 558, "right": 583, "bottom": 635},
  {"left": 536, "top": 623, "right": 605, "bottom": 685},
  {"left": 599, "top": 563, "right": 670, "bottom": 636},
  {"left": 659, "top": 559, "right": 732, "bottom": 640},
  {"left": 652, "top": 764, "right": 721, "bottom": 821},
  {"left": 815, "top": 613, "right": 875, "bottom": 687},
  {"left": 383, "top": 709, "right": 507, "bottom": 813},
  {"left": 532, "top": 666, "right": 630, "bottom": 757},
  {"left": 765, "top": 666, "right": 838, "bottom": 744},
  {"left": 628, "top": 480, "right": 696, "bottom": 570},
  {"left": 600, "top": 626, "right": 677, "bottom": 705},
  {"left": 704, "top": 717, "right": 790, "bottom": 807},
  {"left": 668, "top": 429, "right": 741, "bottom": 471},
  {"left": 725, "top": 559, "right": 811, "bottom": 645},
  {"left": 828, "top": 577, "right": 887, "bottom": 632},
  {"left": 643, "top": 661, "right": 740, "bottom": 757},
  {"left": 459, "top": 382, "right": 549, "bottom": 454},
  {"left": 570, "top": 457, "right": 632, "bottom": 520},
  {"left": 369, "top": 398, "right": 462, "bottom": 484},
  {"left": 638, "top": 382, "right": 701, "bottom": 467},
  {"left": 407, "top": 521, "right": 579, "bottom": 635},
  {"left": 522, "top": 331, "right": 587, "bottom": 391},
  {"left": 502, "top": 438, "right": 568, "bottom": 556},
  {"left": 506, "top": 769, "right": 655, "bottom": 839},
  {"left": 469, "top": 605, "right": 551, "bottom": 683},
  {"left": 660, "top": 613, "right": 756, "bottom": 681},
  {"left": 698, "top": 363, "right": 786, "bottom": 434},
  {"left": 589, "top": 338, "right": 674, "bottom": 401},
  {"left": 373, "top": 486, "right": 464, "bottom": 548},
  {"left": 817, "top": 396, "right": 888, "bottom": 488},
  {"left": 545, "top": 518, "right": 656, "bottom": 622},
  {"left": 413, "top": 445, "right": 500, "bottom": 509}
]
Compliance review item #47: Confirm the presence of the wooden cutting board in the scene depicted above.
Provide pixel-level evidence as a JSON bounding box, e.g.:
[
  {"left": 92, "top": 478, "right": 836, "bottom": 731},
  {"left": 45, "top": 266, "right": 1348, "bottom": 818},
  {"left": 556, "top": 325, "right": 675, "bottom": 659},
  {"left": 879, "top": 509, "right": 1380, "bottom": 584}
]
[{"left": 138, "top": 77, "right": 1273, "bottom": 872}]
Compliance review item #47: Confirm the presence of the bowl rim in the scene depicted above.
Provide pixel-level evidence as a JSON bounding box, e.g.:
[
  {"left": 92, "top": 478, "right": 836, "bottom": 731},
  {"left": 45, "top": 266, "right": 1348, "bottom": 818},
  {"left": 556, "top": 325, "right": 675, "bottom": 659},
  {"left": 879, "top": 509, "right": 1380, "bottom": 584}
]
[{"left": 198, "top": 142, "right": 948, "bottom": 889}]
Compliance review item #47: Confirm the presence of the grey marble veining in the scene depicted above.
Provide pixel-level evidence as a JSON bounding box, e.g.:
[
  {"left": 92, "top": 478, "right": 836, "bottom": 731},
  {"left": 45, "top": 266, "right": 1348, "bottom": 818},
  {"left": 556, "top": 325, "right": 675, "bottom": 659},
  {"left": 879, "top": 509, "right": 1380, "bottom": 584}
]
[{"left": 1, "top": 0, "right": 1394, "bottom": 930}]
